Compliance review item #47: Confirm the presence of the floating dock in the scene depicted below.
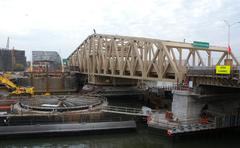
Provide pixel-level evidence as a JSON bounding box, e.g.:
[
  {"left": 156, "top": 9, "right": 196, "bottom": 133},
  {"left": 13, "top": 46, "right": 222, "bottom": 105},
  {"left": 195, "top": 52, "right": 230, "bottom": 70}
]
[
  {"left": 0, "top": 120, "right": 136, "bottom": 137},
  {"left": 148, "top": 112, "right": 240, "bottom": 136}
]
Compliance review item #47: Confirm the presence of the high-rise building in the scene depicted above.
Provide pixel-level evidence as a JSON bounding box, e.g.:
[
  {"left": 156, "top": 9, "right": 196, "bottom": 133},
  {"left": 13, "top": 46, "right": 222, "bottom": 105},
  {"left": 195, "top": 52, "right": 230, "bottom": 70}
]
[{"left": 0, "top": 48, "right": 26, "bottom": 71}]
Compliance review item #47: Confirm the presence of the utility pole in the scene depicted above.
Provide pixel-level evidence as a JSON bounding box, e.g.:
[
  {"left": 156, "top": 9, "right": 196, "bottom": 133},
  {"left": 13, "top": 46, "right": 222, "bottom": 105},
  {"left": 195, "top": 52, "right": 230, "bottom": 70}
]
[{"left": 224, "top": 20, "right": 240, "bottom": 59}]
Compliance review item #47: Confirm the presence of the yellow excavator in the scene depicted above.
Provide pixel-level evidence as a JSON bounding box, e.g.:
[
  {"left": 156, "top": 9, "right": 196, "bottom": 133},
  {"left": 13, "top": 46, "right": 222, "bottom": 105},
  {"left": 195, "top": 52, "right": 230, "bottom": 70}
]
[{"left": 0, "top": 73, "right": 34, "bottom": 96}]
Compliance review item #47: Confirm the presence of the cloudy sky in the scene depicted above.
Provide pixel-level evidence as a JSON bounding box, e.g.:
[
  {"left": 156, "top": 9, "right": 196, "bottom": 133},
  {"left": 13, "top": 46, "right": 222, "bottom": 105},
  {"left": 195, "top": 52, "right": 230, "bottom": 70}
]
[{"left": 0, "top": 0, "right": 239, "bottom": 61}]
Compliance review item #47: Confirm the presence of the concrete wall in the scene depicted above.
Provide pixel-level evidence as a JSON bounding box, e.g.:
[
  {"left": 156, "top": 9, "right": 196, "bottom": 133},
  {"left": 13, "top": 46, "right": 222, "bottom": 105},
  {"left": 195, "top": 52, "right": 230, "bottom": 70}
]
[
  {"left": 17, "top": 75, "right": 79, "bottom": 93},
  {"left": 172, "top": 90, "right": 204, "bottom": 121}
]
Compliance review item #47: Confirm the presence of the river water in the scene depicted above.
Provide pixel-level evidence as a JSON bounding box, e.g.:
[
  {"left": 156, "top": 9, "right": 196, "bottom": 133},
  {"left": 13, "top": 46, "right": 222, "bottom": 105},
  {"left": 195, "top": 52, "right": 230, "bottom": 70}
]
[
  {"left": 1, "top": 128, "right": 240, "bottom": 148},
  {"left": 1, "top": 95, "right": 240, "bottom": 147}
]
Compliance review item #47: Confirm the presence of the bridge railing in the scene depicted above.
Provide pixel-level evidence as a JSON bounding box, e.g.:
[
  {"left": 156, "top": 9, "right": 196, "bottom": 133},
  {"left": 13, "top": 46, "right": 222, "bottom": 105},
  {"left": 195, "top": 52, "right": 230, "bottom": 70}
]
[{"left": 187, "top": 66, "right": 240, "bottom": 79}]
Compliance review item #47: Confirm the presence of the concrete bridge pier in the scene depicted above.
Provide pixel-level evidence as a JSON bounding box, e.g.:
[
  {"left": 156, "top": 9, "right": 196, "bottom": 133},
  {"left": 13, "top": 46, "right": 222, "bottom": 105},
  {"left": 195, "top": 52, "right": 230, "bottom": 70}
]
[{"left": 172, "top": 90, "right": 203, "bottom": 121}]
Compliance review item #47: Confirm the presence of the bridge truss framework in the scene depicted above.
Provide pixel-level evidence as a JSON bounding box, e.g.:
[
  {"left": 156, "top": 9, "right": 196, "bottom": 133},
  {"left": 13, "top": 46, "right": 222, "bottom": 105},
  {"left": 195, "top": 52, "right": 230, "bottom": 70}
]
[{"left": 68, "top": 34, "right": 239, "bottom": 84}]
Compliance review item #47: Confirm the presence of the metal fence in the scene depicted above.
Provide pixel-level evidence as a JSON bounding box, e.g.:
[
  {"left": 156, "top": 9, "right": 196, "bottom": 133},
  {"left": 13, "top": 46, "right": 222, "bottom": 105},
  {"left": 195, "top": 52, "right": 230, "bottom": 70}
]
[{"left": 215, "top": 112, "right": 240, "bottom": 128}]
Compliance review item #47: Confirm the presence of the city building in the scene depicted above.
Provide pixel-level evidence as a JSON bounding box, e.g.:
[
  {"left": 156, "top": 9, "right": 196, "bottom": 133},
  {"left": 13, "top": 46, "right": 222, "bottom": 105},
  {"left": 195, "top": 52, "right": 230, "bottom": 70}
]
[
  {"left": 0, "top": 48, "right": 26, "bottom": 71},
  {"left": 32, "top": 51, "right": 62, "bottom": 72}
]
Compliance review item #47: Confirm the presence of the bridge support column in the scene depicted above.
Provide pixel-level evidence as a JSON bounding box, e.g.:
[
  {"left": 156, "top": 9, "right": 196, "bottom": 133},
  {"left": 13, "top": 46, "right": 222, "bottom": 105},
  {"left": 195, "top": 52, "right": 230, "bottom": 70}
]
[{"left": 172, "top": 90, "right": 203, "bottom": 121}]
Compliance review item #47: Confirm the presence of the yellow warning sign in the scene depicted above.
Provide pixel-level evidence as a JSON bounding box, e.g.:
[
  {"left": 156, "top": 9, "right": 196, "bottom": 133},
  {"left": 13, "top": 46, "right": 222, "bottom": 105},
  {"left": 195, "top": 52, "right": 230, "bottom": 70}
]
[{"left": 216, "top": 65, "right": 231, "bottom": 74}]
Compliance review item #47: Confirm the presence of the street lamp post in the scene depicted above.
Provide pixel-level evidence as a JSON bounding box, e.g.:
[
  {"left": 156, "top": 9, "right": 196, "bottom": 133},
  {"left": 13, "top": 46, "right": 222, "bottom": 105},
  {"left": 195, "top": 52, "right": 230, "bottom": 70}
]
[{"left": 224, "top": 20, "right": 240, "bottom": 59}]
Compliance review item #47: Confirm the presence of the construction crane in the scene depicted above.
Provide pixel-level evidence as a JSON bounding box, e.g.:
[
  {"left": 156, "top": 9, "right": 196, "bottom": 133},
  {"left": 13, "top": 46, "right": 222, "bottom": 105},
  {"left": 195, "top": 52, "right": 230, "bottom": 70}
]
[{"left": 0, "top": 73, "right": 34, "bottom": 96}]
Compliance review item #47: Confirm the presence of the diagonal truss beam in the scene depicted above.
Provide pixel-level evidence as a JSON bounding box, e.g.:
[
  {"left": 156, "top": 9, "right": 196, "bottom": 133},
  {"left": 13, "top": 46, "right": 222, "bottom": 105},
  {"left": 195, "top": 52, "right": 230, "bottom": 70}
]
[{"left": 68, "top": 34, "right": 235, "bottom": 83}]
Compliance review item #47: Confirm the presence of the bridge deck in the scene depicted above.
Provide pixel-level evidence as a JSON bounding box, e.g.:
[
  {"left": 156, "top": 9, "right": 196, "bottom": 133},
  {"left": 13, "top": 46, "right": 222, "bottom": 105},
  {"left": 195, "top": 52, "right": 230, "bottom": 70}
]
[{"left": 187, "top": 66, "right": 240, "bottom": 88}]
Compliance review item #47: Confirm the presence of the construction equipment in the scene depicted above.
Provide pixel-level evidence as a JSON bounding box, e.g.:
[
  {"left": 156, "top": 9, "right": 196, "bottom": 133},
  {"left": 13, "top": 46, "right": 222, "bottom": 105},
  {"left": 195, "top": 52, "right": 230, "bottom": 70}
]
[{"left": 0, "top": 73, "right": 34, "bottom": 96}]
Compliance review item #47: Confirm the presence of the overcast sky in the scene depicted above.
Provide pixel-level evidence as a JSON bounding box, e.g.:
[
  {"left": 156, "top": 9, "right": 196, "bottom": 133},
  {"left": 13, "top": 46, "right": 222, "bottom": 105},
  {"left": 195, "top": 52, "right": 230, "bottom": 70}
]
[{"left": 0, "top": 0, "right": 239, "bottom": 61}]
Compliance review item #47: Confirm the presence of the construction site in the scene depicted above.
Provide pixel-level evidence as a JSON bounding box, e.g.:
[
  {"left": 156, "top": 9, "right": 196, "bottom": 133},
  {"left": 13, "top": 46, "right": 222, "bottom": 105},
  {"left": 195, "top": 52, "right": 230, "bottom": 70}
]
[{"left": 0, "top": 33, "right": 240, "bottom": 141}]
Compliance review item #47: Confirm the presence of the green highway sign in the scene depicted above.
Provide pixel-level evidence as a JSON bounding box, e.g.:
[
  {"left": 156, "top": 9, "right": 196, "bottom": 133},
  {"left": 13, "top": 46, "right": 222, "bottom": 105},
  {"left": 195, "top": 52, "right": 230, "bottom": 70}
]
[{"left": 192, "top": 41, "right": 209, "bottom": 48}]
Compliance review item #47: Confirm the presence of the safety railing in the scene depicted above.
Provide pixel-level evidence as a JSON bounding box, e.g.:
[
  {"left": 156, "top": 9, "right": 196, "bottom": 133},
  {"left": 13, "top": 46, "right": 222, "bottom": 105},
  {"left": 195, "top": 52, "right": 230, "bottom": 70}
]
[
  {"left": 187, "top": 66, "right": 240, "bottom": 79},
  {"left": 102, "top": 105, "right": 145, "bottom": 116}
]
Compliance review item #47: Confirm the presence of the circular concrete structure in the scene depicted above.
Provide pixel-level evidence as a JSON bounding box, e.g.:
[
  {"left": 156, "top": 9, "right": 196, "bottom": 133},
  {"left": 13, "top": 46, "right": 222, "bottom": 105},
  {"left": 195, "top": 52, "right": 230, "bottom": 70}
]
[{"left": 17, "top": 95, "right": 106, "bottom": 112}]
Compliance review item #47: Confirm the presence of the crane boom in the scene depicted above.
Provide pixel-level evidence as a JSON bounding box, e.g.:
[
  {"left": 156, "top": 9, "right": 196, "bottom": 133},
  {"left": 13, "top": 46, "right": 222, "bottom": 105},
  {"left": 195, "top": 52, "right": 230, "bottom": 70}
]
[
  {"left": 0, "top": 74, "right": 34, "bottom": 96},
  {"left": 0, "top": 75, "right": 18, "bottom": 89}
]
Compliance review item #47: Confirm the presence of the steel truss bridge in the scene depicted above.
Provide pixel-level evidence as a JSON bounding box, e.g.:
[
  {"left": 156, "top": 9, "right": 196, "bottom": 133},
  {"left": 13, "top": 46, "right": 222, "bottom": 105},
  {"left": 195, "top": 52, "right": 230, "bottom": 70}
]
[{"left": 68, "top": 34, "right": 239, "bottom": 85}]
